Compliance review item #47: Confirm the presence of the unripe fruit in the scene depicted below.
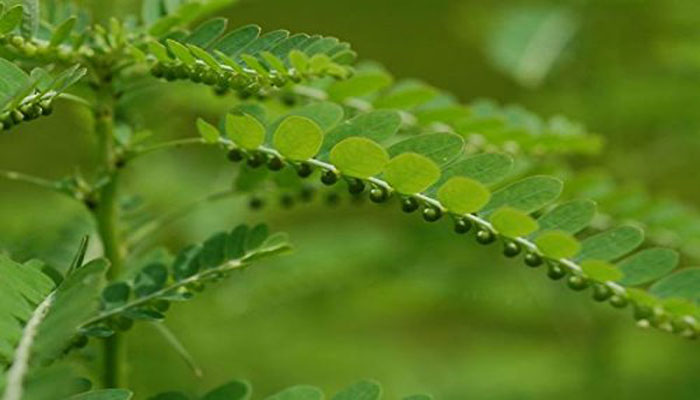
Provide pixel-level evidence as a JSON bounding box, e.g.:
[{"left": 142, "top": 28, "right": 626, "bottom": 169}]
[
  {"left": 475, "top": 228, "right": 495, "bottom": 245},
  {"left": 249, "top": 197, "right": 264, "bottom": 210},
  {"left": 503, "top": 241, "right": 521, "bottom": 258},
  {"left": 369, "top": 186, "right": 389, "bottom": 203},
  {"left": 246, "top": 152, "right": 266, "bottom": 168},
  {"left": 401, "top": 197, "right": 419, "bottom": 213},
  {"left": 422, "top": 206, "right": 442, "bottom": 222},
  {"left": 227, "top": 148, "right": 245, "bottom": 162},
  {"left": 296, "top": 162, "right": 313, "bottom": 178},
  {"left": 321, "top": 169, "right": 339, "bottom": 185},
  {"left": 524, "top": 252, "right": 543, "bottom": 268},
  {"left": 567, "top": 275, "right": 589, "bottom": 291},
  {"left": 592, "top": 284, "right": 613, "bottom": 302},
  {"left": 547, "top": 263, "right": 566, "bottom": 280},
  {"left": 347, "top": 178, "right": 365, "bottom": 194},
  {"left": 454, "top": 218, "right": 472, "bottom": 234},
  {"left": 267, "top": 156, "right": 285, "bottom": 171},
  {"left": 609, "top": 294, "right": 628, "bottom": 309}
]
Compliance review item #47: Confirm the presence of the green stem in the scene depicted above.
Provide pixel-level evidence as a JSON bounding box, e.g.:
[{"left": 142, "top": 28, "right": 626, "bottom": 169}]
[{"left": 92, "top": 84, "right": 126, "bottom": 388}]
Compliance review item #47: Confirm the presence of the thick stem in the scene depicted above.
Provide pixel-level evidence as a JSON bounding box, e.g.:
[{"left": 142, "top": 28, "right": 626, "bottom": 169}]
[{"left": 92, "top": 84, "right": 127, "bottom": 388}]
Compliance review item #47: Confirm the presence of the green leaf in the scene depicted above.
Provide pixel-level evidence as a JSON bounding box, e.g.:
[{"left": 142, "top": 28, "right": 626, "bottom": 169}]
[
  {"left": 575, "top": 226, "right": 644, "bottom": 262},
  {"left": 332, "top": 380, "right": 382, "bottom": 400},
  {"left": 196, "top": 118, "right": 220, "bottom": 143},
  {"left": 49, "top": 17, "right": 76, "bottom": 47},
  {"left": 618, "top": 248, "right": 680, "bottom": 286},
  {"left": 202, "top": 380, "right": 251, "bottom": 400},
  {"left": 187, "top": 44, "right": 222, "bottom": 71},
  {"left": 288, "top": 102, "right": 344, "bottom": 132},
  {"left": 387, "top": 133, "right": 464, "bottom": 166},
  {"left": 68, "top": 389, "right": 133, "bottom": 400},
  {"left": 226, "top": 225, "right": 249, "bottom": 260},
  {"left": 226, "top": 112, "right": 266, "bottom": 150},
  {"left": 481, "top": 175, "right": 563, "bottom": 215},
  {"left": 148, "top": 392, "right": 191, "bottom": 400},
  {"left": 330, "top": 137, "right": 389, "bottom": 178},
  {"left": 20, "top": 0, "right": 39, "bottom": 38},
  {"left": 167, "top": 39, "right": 197, "bottom": 65},
  {"left": 289, "top": 49, "right": 309, "bottom": 73},
  {"left": 245, "top": 224, "right": 269, "bottom": 251},
  {"left": 185, "top": 17, "right": 227, "bottom": 48},
  {"left": 434, "top": 153, "right": 513, "bottom": 188},
  {"left": 436, "top": 176, "right": 491, "bottom": 214},
  {"left": 141, "top": 0, "right": 163, "bottom": 26},
  {"left": 580, "top": 260, "right": 624, "bottom": 282},
  {"left": 102, "top": 282, "right": 130, "bottom": 310},
  {"left": 490, "top": 207, "right": 539, "bottom": 237},
  {"left": 536, "top": 199, "right": 596, "bottom": 235},
  {"left": 403, "top": 396, "right": 433, "bottom": 400},
  {"left": 214, "top": 24, "right": 261, "bottom": 56},
  {"left": 172, "top": 245, "right": 201, "bottom": 281},
  {"left": 321, "top": 110, "right": 401, "bottom": 155},
  {"left": 383, "top": 153, "right": 441, "bottom": 194},
  {"left": 148, "top": 41, "right": 171, "bottom": 62},
  {"left": 650, "top": 268, "right": 700, "bottom": 302},
  {"left": 375, "top": 81, "right": 439, "bottom": 109},
  {"left": 327, "top": 70, "right": 393, "bottom": 100},
  {"left": 266, "top": 385, "right": 324, "bottom": 400},
  {"left": 134, "top": 263, "right": 168, "bottom": 297},
  {"left": 273, "top": 116, "right": 324, "bottom": 161},
  {"left": 0, "top": 5, "right": 24, "bottom": 35},
  {"left": 200, "top": 232, "right": 228, "bottom": 268},
  {"left": 534, "top": 230, "right": 581, "bottom": 259}
]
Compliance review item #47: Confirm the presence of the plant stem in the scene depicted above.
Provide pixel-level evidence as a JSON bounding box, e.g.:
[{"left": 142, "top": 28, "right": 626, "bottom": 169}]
[{"left": 92, "top": 83, "right": 127, "bottom": 388}]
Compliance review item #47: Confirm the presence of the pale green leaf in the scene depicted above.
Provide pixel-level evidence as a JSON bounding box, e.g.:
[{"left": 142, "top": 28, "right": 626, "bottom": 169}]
[
  {"left": 196, "top": 118, "right": 220, "bottom": 144},
  {"left": 534, "top": 230, "right": 581, "bottom": 259},
  {"left": 226, "top": 112, "right": 266, "bottom": 150},
  {"left": 49, "top": 17, "right": 76, "bottom": 47},
  {"left": 580, "top": 260, "right": 624, "bottom": 282},
  {"left": 327, "top": 70, "right": 393, "bottom": 100},
  {"left": 490, "top": 207, "right": 539, "bottom": 237},
  {"left": 618, "top": 248, "right": 680, "bottom": 286},
  {"left": 383, "top": 153, "right": 441, "bottom": 194},
  {"left": 330, "top": 137, "right": 389, "bottom": 178},
  {"left": 273, "top": 116, "right": 324, "bottom": 160},
  {"left": 436, "top": 176, "right": 491, "bottom": 214},
  {"left": 167, "top": 39, "right": 196, "bottom": 65},
  {"left": 0, "top": 5, "right": 24, "bottom": 35}
]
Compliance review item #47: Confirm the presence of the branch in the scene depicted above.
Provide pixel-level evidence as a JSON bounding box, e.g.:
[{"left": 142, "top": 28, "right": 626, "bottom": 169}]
[{"left": 0, "top": 169, "right": 62, "bottom": 191}]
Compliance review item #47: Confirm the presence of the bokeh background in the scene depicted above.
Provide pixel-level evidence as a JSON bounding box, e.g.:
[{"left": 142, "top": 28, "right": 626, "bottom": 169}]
[{"left": 2, "top": 0, "right": 700, "bottom": 399}]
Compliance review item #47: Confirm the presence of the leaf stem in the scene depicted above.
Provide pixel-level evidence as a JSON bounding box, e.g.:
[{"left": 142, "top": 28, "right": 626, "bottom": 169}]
[
  {"left": 127, "top": 137, "right": 207, "bottom": 160},
  {"left": 0, "top": 169, "right": 61, "bottom": 191}
]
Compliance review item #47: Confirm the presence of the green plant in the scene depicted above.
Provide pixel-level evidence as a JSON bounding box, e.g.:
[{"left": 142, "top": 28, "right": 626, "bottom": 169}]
[{"left": 0, "top": 1, "right": 699, "bottom": 399}]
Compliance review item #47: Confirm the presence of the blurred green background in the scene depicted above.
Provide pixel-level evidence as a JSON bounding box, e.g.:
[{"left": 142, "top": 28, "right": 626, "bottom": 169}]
[{"left": 3, "top": 0, "right": 700, "bottom": 399}]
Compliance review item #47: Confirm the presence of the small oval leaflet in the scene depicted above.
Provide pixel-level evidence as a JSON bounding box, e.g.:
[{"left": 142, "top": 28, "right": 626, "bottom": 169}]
[
  {"left": 481, "top": 175, "right": 563, "bottom": 216},
  {"left": 436, "top": 176, "right": 491, "bottom": 214},
  {"left": 383, "top": 153, "right": 441, "bottom": 194},
  {"left": 580, "top": 260, "right": 624, "bottom": 282},
  {"left": 436, "top": 152, "right": 513, "bottom": 187},
  {"left": 265, "top": 385, "right": 324, "bottom": 400},
  {"left": 649, "top": 268, "right": 700, "bottom": 303},
  {"left": 618, "top": 248, "right": 679, "bottom": 286},
  {"left": 490, "top": 207, "right": 539, "bottom": 238},
  {"left": 387, "top": 132, "right": 464, "bottom": 166},
  {"left": 332, "top": 380, "right": 382, "bottom": 400},
  {"left": 226, "top": 112, "right": 266, "bottom": 150},
  {"left": 330, "top": 137, "right": 389, "bottom": 178},
  {"left": 575, "top": 226, "right": 644, "bottom": 262},
  {"left": 273, "top": 116, "right": 324, "bottom": 160},
  {"left": 196, "top": 118, "right": 220, "bottom": 144},
  {"left": 536, "top": 199, "right": 597, "bottom": 235},
  {"left": 321, "top": 110, "right": 401, "bottom": 155},
  {"left": 534, "top": 230, "right": 581, "bottom": 259},
  {"left": 201, "top": 380, "right": 250, "bottom": 400}
]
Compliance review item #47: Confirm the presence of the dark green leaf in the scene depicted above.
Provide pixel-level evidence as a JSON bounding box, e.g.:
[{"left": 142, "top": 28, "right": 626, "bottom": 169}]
[
  {"left": 266, "top": 385, "right": 323, "bottom": 400},
  {"left": 321, "top": 110, "right": 401, "bottom": 155},
  {"left": 536, "top": 199, "right": 596, "bottom": 235},
  {"left": 185, "top": 17, "right": 227, "bottom": 48},
  {"left": 134, "top": 264, "right": 168, "bottom": 297},
  {"left": 575, "top": 226, "right": 644, "bottom": 262},
  {"left": 202, "top": 380, "right": 251, "bottom": 400},
  {"left": 332, "top": 380, "right": 382, "bottom": 400},
  {"left": 200, "top": 232, "right": 228, "bottom": 268},
  {"left": 245, "top": 224, "right": 269, "bottom": 251},
  {"left": 619, "top": 248, "right": 680, "bottom": 286},
  {"left": 481, "top": 176, "right": 563, "bottom": 216},
  {"left": 387, "top": 132, "right": 464, "bottom": 166}
]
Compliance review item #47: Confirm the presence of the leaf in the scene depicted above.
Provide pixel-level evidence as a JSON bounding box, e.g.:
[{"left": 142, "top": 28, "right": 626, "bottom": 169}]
[
  {"left": 575, "top": 226, "right": 644, "bottom": 262},
  {"left": 332, "top": 380, "right": 382, "bottom": 400},
  {"left": 618, "top": 248, "right": 680, "bottom": 286},
  {"left": 214, "top": 24, "right": 261, "bottom": 56},
  {"left": 134, "top": 263, "right": 168, "bottom": 297},
  {"left": 20, "top": 0, "right": 39, "bottom": 38},
  {"left": 403, "top": 396, "right": 433, "bottom": 400},
  {"left": 102, "top": 282, "right": 130, "bottom": 310},
  {"left": 375, "top": 81, "right": 439, "bottom": 109},
  {"left": 266, "top": 385, "right": 324, "bottom": 400},
  {"left": 245, "top": 224, "right": 269, "bottom": 251},
  {"left": 288, "top": 102, "right": 344, "bottom": 132},
  {"left": 481, "top": 175, "right": 563, "bottom": 215},
  {"left": 434, "top": 153, "right": 513, "bottom": 188},
  {"left": 68, "top": 389, "right": 133, "bottom": 400},
  {"left": 436, "top": 177, "right": 491, "bottom": 214},
  {"left": 202, "top": 380, "right": 251, "bottom": 400},
  {"left": 490, "top": 207, "right": 539, "bottom": 237},
  {"left": 383, "top": 153, "right": 441, "bottom": 194},
  {"left": 0, "top": 5, "right": 23, "bottom": 35},
  {"left": 226, "top": 112, "right": 266, "bottom": 150},
  {"left": 172, "top": 245, "right": 201, "bottom": 281},
  {"left": 649, "top": 268, "right": 700, "bottom": 302},
  {"left": 200, "top": 232, "right": 228, "bottom": 269},
  {"left": 226, "top": 225, "right": 249, "bottom": 260},
  {"left": 148, "top": 392, "right": 191, "bottom": 400},
  {"left": 330, "top": 137, "right": 389, "bottom": 178},
  {"left": 536, "top": 199, "right": 596, "bottom": 235},
  {"left": 185, "top": 17, "right": 227, "bottom": 48},
  {"left": 167, "top": 39, "right": 197, "bottom": 65},
  {"left": 0, "top": 58, "right": 30, "bottom": 104},
  {"left": 327, "top": 70, "right": 393, "bottom": 100},
  {"left": 273, "top": 116, "right": 324, "bottom": 161},
  {"left": 387, "top": 133, "right": 464, "bottom": 166},
  {"left": 580, "top": 260, "right": 624, "bottom": 282},
  {"left": 321, "top": 110, "right": 401, "bottom": 155},
  {"left": 196, "top": 118, "right": 220, "bottom": 144},
  {"left": 49, "top": 17, "right": 76, "bottom": 47},
  {"left": 534, "top": 230, "right": 581, "bottom": 259},
  {"left": 141, "top": 0, "right": 163, "bottom": 26}
]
